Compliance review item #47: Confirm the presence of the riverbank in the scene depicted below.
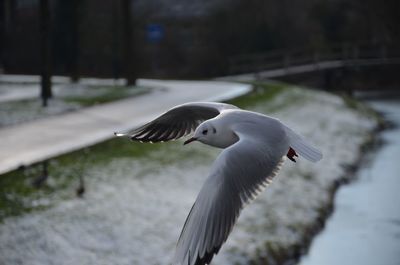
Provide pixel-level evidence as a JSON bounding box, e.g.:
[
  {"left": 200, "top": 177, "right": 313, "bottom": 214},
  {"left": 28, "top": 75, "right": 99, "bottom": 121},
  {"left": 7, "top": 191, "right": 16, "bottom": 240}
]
[
  {"left": 0, "top": 82, "right": 380, "bottom": 265},
  {"left": 298, "top": 95, "right": 400, "bottom": 265},
  {"left": 216, "top": 85, "right": 381, "bottom": 264}
]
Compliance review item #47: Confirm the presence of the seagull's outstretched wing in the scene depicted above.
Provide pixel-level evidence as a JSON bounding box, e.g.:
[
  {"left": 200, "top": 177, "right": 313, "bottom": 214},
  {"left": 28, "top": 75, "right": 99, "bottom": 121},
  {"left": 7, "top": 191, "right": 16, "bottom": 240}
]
[
  {"left": 115, "top": 102, "right": 237, "bottom": 143},
  {"left": 174, "top": 126, "right": 287, "bottom": 265}
]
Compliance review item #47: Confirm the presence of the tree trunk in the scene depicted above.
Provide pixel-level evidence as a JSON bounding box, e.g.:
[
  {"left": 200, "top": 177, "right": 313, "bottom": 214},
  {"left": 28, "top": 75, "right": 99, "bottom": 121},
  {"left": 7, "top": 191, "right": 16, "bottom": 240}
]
[
  {"left": 39, "top": 0, "right": 52, "bottom": 107},
  {"left": 0, "top": 0, "right": 5, "bottom": 69},
  {"left": 111, "top": 0, "right": 120, "bottom": 80},
  {"left": 121, "top": 0, "right": 135, "bottom": 85},
  {"left": 69, "top": 0, "right": 80, "bottom": 82}
]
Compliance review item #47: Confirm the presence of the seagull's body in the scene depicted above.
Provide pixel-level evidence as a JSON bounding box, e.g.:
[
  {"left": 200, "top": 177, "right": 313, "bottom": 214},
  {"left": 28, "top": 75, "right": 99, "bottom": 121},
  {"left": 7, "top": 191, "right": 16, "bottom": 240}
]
[{"left": 115, "top": 102, "right": 322, "bottom": 265}]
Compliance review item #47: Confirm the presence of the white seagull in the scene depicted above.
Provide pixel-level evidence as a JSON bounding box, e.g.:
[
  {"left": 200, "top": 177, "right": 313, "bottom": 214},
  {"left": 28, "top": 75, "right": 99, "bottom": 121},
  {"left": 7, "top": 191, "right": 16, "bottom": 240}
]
[{"left": 115, "top": 102, "right": 322, "bottom": 265}]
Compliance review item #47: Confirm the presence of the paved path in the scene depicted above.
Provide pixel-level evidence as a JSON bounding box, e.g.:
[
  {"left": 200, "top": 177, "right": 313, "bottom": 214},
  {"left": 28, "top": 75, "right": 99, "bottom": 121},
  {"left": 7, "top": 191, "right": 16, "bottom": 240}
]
[{"left": 0, "top": 79, "right": 251, "bottom": 175}]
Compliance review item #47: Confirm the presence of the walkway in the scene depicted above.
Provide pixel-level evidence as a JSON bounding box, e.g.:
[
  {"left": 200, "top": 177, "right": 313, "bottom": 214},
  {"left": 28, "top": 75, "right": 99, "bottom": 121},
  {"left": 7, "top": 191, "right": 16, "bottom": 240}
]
[{"left": 0, "top": 79, "right": 252, "bottom": 175}]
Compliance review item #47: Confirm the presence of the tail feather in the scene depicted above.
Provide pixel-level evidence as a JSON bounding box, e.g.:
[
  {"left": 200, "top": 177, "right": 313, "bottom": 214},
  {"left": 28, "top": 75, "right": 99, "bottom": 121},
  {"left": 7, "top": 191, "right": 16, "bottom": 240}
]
[{"left": 283, "top": 125, "right": 322, "bottom": 162}]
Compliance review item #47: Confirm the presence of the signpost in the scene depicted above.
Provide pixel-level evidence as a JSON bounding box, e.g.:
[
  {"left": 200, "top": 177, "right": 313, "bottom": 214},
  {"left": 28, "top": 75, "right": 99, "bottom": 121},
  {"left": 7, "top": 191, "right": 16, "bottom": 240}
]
[
  {"left": 146, "top": 24, "right": 164, "bottom": 75},
  {"left": 146, "top": 24, "right": 164, "bottom": 44}
]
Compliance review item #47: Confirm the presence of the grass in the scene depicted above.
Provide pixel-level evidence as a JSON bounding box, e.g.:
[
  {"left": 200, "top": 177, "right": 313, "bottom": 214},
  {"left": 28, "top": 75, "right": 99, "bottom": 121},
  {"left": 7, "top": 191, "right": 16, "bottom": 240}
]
[
  {"left": 63, "top": 85, "right": 148, "bottom": 106},
  {"left": 339, "top": 94, "right": 386, "bottom": 127},
  {"left": 0, "top": 85, "right": 151, "bottom": 219},
  {"left": 0, "top": 80, "right": 382, "bottom": 265},
  {"left": 228, "top": 81, "right": 287, "bottom": 107},
  {"left": 0, "top": 138, "right": 162, "bottom": 221},
  {"left": 0, "top": 81, "right": 289, "bottom": 222},
  {"left": 0, "top": 98, "right": 78, "bottom": 127},
  {"left": 0, "top": 85, "right": 149, "bottom": 127}
]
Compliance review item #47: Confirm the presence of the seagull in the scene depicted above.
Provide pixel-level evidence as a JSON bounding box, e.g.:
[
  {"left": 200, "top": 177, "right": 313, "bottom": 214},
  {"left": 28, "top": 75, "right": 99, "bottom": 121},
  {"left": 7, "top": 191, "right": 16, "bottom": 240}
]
[{"left": 115, "top": 102, "right": 322, "bottom": 265}]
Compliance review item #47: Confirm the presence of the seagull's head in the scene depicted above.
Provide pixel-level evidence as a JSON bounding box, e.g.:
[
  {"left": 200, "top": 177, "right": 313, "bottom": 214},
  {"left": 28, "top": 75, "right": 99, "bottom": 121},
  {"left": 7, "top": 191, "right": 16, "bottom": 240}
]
[
  {"left": 184, "top": 121, "right": 238, "bottom": 148},
  {"left": 184, "top": 121, "right": 218, "bottom": 146}
]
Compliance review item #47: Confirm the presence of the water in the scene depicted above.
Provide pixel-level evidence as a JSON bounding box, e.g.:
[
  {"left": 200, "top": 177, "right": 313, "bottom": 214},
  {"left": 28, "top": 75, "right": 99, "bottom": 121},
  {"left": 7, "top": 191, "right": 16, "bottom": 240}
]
[{"left": 298, "top": 97, "right": 400, "bottom": 265}]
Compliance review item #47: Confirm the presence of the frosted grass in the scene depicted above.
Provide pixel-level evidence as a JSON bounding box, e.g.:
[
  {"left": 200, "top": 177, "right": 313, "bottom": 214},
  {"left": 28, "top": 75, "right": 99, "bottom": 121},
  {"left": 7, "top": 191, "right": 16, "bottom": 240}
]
[{"left": 0, "top": 86, "right": 377, "bottom": 265}]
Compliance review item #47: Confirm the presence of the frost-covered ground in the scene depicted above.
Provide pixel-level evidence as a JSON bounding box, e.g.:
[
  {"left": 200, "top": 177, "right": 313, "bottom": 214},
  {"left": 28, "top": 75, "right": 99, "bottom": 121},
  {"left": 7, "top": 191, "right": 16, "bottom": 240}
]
[
  {"left": 0, "top": 85, "right": 377, "bottom": 265},
  {"left": 297, "top": 98, "right": 400, "bottom": 265},
  {"left": 0, "top": 83, "right": 145, "bottom": 127}
]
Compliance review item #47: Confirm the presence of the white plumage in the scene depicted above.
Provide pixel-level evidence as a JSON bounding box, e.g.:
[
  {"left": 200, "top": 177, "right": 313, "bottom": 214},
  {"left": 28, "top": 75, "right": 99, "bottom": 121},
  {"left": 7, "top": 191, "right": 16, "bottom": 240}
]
[{"left": 115, "top": 102, "right": 322, "bottom": 265}]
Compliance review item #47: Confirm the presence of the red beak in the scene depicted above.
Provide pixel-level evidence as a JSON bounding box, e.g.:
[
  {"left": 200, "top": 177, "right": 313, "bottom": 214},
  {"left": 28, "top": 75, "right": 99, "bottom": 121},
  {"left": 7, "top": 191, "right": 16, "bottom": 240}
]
[{"left": 183, "top": 137, "right": 197, "bottom": 145}]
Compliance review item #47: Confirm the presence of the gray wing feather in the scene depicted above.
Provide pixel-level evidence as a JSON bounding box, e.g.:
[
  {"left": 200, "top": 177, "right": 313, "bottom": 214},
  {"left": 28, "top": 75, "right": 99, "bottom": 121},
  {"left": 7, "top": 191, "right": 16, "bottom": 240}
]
[
  {"left": 118, "top": 102, "right": 237, "bottom": 143},
  {"left": 174, "top": 130, "right": 286, "bottom": 265}
]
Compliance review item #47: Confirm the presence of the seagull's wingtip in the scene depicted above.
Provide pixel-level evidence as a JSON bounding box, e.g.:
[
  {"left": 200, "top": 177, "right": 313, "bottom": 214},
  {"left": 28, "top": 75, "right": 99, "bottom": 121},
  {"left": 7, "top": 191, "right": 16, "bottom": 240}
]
[{"left": 114, "top": 132, "right": 126, "bottom": 137}]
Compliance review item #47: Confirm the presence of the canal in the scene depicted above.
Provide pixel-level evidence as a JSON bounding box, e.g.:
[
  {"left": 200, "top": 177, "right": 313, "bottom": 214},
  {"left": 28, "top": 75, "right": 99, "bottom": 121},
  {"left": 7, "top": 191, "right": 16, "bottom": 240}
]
[{"left": 298, "top": 94, "right": 400, "bottom": 265}]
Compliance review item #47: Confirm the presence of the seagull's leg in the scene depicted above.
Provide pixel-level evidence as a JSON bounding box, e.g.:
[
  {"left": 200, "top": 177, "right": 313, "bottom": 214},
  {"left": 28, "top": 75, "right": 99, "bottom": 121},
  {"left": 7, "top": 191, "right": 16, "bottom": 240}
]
[{"left": 287, "top": 147, "right": 298, "bottom": 162}]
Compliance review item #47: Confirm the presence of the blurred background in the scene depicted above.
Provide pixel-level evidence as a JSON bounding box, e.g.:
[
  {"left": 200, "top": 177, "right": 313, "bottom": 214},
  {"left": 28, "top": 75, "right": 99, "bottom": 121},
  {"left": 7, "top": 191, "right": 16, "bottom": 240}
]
[
  {"left": 0, "top": 1, "right": 400, "bottom": 265},
  {"left": 1, "top": 0, "right": 399, "bottom": 79}
]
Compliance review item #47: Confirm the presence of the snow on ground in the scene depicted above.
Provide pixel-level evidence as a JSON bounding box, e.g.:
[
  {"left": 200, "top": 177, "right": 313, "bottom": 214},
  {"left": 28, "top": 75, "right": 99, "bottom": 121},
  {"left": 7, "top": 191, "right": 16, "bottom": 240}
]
[
  {"left": 0, "top": 74, "right": 126, "bottom": 86},
  {"left": 0, "top": 83, "right": 82, "bottom": 126},
  {"left": 0, "top": 81, "right": 122, "bottom": 103},
  {"left": 0, "top": 86, "right": 377, "bottom": 265},
  {"left": 214, "top": 88, "right": 376, "bottom": 264},
  {"left": 298, "top": 99, "right": 400, "bottom": 265},
  {"left": 0, "top": 82, "right": 143, "bottom": 127}
]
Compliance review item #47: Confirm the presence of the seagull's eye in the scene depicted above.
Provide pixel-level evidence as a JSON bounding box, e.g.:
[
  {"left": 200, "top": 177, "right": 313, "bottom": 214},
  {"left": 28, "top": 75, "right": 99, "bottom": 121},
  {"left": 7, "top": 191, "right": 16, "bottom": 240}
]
[
  {"left": 212, "top": 128, "right": 217, "bottom": 133},
  {"left": 202, "top": 129, "right": 208, "bottom": 135}
]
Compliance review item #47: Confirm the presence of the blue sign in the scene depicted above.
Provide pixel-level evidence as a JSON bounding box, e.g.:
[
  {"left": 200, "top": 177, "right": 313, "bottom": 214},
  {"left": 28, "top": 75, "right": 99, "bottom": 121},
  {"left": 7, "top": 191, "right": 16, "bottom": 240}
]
[{"left": 146, "top": 24, "right": 164, "bottom": 43}]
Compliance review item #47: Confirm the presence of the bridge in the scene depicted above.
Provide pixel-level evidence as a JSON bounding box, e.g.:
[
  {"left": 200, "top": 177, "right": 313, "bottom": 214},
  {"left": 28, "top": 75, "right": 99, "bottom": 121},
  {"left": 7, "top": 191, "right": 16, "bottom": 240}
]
[{"left": 221, "top": 42, "right": 400, "bottom": 83}]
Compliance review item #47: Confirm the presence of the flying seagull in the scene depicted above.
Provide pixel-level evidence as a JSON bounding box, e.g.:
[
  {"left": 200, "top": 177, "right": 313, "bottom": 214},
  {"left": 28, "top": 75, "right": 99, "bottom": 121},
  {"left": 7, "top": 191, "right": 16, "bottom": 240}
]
[{"left": 115, "top": 102, "right": 322, "bottom": 265}]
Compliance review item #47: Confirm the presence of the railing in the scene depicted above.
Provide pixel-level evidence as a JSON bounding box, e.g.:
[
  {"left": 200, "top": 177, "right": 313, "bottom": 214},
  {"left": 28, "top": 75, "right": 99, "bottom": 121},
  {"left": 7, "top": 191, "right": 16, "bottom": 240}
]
[{"left": 228, "top": 42, "right": 400, "bottom": 75}]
